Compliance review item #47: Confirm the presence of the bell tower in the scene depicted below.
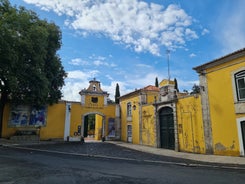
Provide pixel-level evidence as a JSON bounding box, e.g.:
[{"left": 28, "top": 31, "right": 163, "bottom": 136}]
[{"left": 79, "top": 78, "right": 109, "bottom": 107}]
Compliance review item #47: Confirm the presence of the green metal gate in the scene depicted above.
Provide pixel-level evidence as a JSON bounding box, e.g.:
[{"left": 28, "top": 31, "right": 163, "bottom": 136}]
[{"left": 159, "top": 107, "right": 175, "bottom": 150}]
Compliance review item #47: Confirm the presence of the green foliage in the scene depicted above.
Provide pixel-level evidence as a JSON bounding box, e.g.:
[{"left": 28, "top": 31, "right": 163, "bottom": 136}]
[
  {"left": 174, "top": 78, "right": 179, "bottom": 92},
  {"left": 115, "top": 83, "right": 120, "bottom": 104},
  {"left": 191, "top": 84, "right": 200, "bottom": 94},
  {"left": 0, "top": 0, "right": 66, "bottom": 136},
  {"left": 155, "top": 77, "right": 159, "bottom": 87},
  {"left": 0, "top": 0, "right": 66, "bottom": 107}
]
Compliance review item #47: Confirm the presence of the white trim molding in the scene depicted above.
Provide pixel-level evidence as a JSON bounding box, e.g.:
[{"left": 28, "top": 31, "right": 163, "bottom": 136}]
[{"left": 231, "top": 67, "right": 245, "bottom": 114}]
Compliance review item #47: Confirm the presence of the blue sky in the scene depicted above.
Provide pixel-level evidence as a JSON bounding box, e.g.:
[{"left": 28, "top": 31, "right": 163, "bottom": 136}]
[{"left": 9, "top": 0, "right": 245, "bottom": 101}]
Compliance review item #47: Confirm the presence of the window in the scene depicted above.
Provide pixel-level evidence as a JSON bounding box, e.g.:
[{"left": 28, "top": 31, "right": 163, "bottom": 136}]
[
  {"left": 235, "top": 70, "right": 245, "bottom": 101},
  {"left": 140, "top": 94, "right": 147, "bottom": 104},
  {"left": 93, "top": 84, "right": 96, "bottom": 91},
  {"left": 127, "top": 102, "right": 132, "bottom": 117},
  {"left": 91, "top": 97, "right": 98, "bottom": 103}
]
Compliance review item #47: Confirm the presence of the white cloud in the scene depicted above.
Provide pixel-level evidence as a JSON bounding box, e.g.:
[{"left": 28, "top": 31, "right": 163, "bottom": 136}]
[
  {"left": 201, "top": 28, "right": 209, "bottom": 35},
  {"left": 69, "top": 58, "right": 89, "bottom": 66},
  {"left": 61, "top": 68, "right": 197, "bottom": 101},
  {"left": 93, "top": 60, "right": 108, "bottom": 66},
  {"left": 177, "top": 79, "right": 199, "bottom": 92},
  {"left": 62, "top": 70, "right": 100, "bottom": 101},
  {"left": 89, "top": 55, "right": 106, "bottom": 61},
  {"left": 126, "top": 72, "right": 163, "bottom": 89},
  {"left": 67, "top": 70, "right": 99, "bottom": 80},
  {"left": 185, "top": 28, "right": 198, "bottom": 40},
  {"left": 69, "top": 55, "right": 116, "bottom": 67},
  {"left": 105, "top": 74, "right": 113, "bottom": 81},
  {"left": 189, "top": 53, "right": 196, "bottom": 58},
  {"left": 62, "top": 71, "right": 131, "bottom": 101},
  {"left": 215, "top": 0, "right": 245, "bottom": 53},
  {"left": 61, "top": 81, "right": 84, "bottom": 101},
  {"left": 23, "top": 0, "right": 197, "bottom": 55},
  {"left": 101, "top": 81, "right": 124, "bottom": 100},
  {"left": 136, "top": 64, "right": 152, "bottom": 68}
]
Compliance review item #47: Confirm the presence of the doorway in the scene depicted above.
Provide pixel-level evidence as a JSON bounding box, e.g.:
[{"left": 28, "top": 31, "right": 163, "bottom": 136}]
[
  {"left": 83, "top": 114, "right": 103, "bottom": 141},
  {"left": 159, "top": 107, "right": 175, "bottom": 150},
  {"left": 241, "top": 121, "right": 245, "bottom": 154},
  {"left": 127, "top": 125, "right": 132, "bottom": 143}
]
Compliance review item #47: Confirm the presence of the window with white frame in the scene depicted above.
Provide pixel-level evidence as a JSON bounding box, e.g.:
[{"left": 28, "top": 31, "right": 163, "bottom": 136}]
[
  {"left": 127, "top": 102, "right": 132, "bottom": 117},
  {"left": 235, "top": 70, "right": 245, "bottom": 101}
]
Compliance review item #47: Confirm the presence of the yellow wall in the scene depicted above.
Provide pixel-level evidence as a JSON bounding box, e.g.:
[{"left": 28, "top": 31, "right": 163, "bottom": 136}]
[
  {"left": 159, "top": 79, "right": 174, "bottom": 87},
  {"left": 95, "top": 114, "right": 103, "bottom": 140},
  {"left": 131, "top": 96, "right": 140, "bottom": 144},
  {"left": 176, "top": 95, "right": 206, "bottom": 153},
  {"left": 69, "top": 102, "right": 116, "bottom": 140},
  {"left": 2, "top": 102, "right": 66, "bottom": 140},
  {"left": 205, "top": 57, "right": 245, "bottom": 156},
  {"left": 2, "top": 100, "right": 116, "bottom": 141},
  {"left": 141, "top": 105, "right": 156, "bottom": 146},
  {"left": 147, "top": 91, "right": 159, "bottom": 103},
  {"left": 84, "top": 94, "right": 105, "bottom": 108},
  {"left": 69, "top": 102, "right": 82, "bottom": 137},
  {"left": 2, "top": 103, "right": 15, "bottom": 137},
  {"left": 120, "top": 95, "right": 140, "bottom": 144},
  {"left": 120, "top": 90, "right": 158, "bottom": 145},
  {"left": 40, "top": 103, "right": 66, "bottom": 140}
]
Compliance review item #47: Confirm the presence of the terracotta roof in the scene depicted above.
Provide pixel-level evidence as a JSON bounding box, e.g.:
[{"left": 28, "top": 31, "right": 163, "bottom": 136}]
[
  {"left": 119, "top": 85, "right": 159, "bottom": 99},
  {"left": 143, "top": 85, "right": 160, "bottom": 91},
  {"left": 193, "top": 48, "right": 245, "bottom": 73}
]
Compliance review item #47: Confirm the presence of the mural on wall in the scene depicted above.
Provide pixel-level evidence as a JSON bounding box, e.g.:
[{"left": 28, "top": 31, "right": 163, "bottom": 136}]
[
  {"left": 9, "top": 105, "right": 47, "bottom": 127},
  {"left": 108, "top": 118, "right": 115, "bottom": 137},
  {"left": 29, "top": 107, "right": 46, "bottom": 126},
  {"left": 9, "top": 105, "right": 30, "bottom": 126}
]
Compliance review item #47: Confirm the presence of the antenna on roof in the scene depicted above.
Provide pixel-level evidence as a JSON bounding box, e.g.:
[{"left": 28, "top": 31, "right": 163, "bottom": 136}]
[{"left": 166, "top": 49, "right": 170, "bottom": 81}]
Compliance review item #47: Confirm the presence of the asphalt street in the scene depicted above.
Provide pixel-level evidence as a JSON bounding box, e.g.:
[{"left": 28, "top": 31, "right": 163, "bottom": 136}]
[{"left": 0, "top": 142, "right": 245, "bottom": 184}]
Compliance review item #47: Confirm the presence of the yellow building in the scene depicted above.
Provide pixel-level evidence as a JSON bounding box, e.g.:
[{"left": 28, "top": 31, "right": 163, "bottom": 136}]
[
  {"left": 193, "top": 48, "right": 245, "bottom": 156},
  {"left": 119, "top": 85, "right": 159, "bottom": 145},
  {"left": 119, "top": 80, "right": 183, "bottom": 151},
  {"left": 116, "top": 79, "right": 217, "bottom": 156},
  {"left": 2, "top": 49, "right": 245, "bottom": 157},
  {"left": 2, "top": 79, "right": 120, "bottom": 142}
]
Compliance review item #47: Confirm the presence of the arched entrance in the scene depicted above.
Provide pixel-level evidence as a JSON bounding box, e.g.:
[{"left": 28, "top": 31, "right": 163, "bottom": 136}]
[
  {"left": 82, "top": 112, "right": 105, "bottom": 141},
  {"left": 159, "top": 106, "right": 175, "bottom": 149}
]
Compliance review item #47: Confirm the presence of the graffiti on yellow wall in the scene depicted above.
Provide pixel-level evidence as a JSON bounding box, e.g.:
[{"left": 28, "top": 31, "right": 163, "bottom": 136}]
[
  {"left": 177, "top": 95, "right": 205, "bottom": 154},
  {"left": 141, "top": 106, "right": 155, "bottom": 146}
]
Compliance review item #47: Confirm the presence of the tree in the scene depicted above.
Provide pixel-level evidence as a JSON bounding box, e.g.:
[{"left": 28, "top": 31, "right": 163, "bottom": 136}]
[
  {"left": 0, "top": 0, "right": 66, "bottom": 137},
  {"left": 155, "top": 77, "right": 159, "bottom": 87},
  {"left": 174, "top": 78, "right": 179, "bottom": 92},
  {"left": 190, "top": 84, "right": 200, "bottom": 94},
  {"left": 115, "top": 83, "right": 120, "bottom": 104}
]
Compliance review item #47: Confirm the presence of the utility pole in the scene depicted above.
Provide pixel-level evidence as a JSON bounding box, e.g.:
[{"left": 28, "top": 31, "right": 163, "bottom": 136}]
[{"left": 166, "top": 49, "right": 170, "bottom": 81}]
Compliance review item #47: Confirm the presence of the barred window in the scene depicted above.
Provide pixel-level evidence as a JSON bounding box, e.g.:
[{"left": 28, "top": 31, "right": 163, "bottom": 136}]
[
  {"left": 235, "top": 70, "right": 245, "bottom": 101},
  {"left": 127, "top": 102, "right": 132, "bottom": 117}
]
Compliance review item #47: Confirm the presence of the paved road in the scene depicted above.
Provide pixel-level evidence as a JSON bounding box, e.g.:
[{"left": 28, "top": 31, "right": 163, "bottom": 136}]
[{"left": 0, "top": 142, "right": 244, "bottom": 184}]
